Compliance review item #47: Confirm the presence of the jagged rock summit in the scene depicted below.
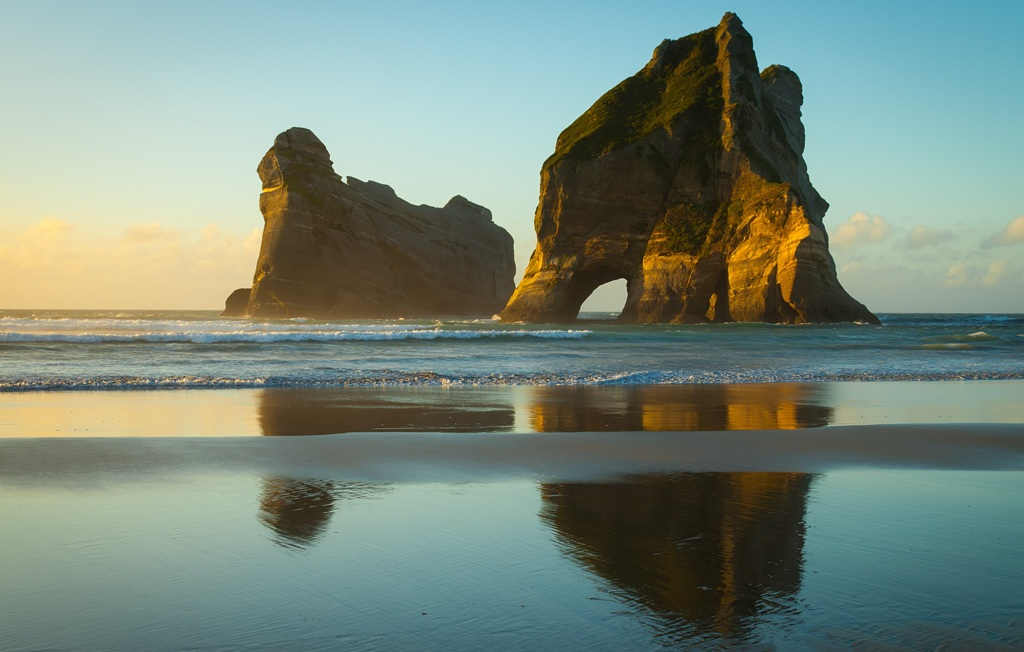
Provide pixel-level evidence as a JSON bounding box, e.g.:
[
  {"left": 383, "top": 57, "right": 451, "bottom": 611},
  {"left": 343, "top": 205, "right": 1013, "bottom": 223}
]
[
  {"left": 237, "top": 127, "right": 515, "bottom": 318},
  {"left": 501, "top": 13, "right": 877, "bottom": 323}
]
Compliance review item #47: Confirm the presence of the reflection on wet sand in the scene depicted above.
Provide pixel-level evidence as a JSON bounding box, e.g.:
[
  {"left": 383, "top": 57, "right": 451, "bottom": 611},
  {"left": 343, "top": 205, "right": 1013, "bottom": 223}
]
[
  {"left": 258, "top": 478, "right": 387, "bottom": 549},
  {"left": 258, "top": 388, "right": 515, "bottom": 435},
  {"left": 528, "top": 384, "right": 832, "bottom": 431},
  {"left": 256, "top": 384, "right": 832, "bottom": 435},
  {"left": 540, "top": 472, "right": 812, "bottom": 643}
]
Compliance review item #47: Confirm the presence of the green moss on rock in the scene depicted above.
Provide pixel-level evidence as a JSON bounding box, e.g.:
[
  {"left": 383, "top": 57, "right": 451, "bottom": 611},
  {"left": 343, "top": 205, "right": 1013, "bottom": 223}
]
[{"left": 544, "top": 27, "right": 723, "bottom": 169}]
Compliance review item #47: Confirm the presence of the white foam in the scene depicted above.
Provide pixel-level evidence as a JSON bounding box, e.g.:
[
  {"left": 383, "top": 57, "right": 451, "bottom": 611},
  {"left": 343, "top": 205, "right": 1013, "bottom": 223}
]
[{"left": 0, "top": 328, "right": 592, "bottom": 344}]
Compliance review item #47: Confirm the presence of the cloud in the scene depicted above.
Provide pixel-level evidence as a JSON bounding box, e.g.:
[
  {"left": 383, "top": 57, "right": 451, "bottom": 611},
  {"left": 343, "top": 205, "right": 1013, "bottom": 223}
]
[
  {"left": 982, "top": 216, "right": 1024, "bottom": 248},
  {"left": 906, "top": 225, "right": 954, "bottom": 249},
  {"left": 122, "top": 222, "right": 180, "bottom": 244},
  {"left": 944, "top": 260, "right": 1010, "bottom": 289},
  {"left": 981, "top": 260, "right": 1008, "bottom": 287},
  {"left": 831, "top": 212, "right": 891, "bottom": 248},
  {"left": 0, "top": 219, "right": 262, "bottom": 309},
  {"left": 839, "top": 260, "right": 864, "bottom": 274},
  {"left": 944, "top": 262, "right": 971, "bottom": 288}
]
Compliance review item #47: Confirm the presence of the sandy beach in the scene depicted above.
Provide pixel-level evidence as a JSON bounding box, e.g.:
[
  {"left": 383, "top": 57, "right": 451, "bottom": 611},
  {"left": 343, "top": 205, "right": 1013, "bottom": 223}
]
[
  {"left": 3, "top": 419, "right": 1023, "bottom": 650},
  {"left": 2, "top": 423, "right": 1024, "bottom": 488},
  {"left": 2, "top": 381, "right": 1023, "bottom": 650}
]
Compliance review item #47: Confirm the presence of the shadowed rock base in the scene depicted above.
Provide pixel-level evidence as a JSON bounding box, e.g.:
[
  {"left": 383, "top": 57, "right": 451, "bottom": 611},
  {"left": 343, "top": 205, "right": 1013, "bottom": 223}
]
[
  {"left": 221, "top": 288, "right": 250, "bottom": 316},
  {"left": 501, "top": 13, "right": 877, "bottom": 324}
]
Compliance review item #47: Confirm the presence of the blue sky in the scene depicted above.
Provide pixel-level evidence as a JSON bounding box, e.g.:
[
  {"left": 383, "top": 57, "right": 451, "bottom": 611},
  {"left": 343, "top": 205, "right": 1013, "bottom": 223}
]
[{"left": 1, "top": 1, "right": 1021, "bottom": 311}]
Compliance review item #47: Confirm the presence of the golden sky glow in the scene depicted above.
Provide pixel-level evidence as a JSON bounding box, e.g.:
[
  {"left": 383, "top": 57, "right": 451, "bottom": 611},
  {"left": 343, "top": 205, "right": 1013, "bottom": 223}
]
[{"left": 0, "top": 218, "right": 260, "bottom": 309}]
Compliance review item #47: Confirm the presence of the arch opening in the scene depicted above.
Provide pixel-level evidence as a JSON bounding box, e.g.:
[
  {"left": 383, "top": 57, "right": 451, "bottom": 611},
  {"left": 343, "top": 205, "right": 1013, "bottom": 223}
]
[{"left": 578, "top": 278, "right": 629, "bottom": 320}]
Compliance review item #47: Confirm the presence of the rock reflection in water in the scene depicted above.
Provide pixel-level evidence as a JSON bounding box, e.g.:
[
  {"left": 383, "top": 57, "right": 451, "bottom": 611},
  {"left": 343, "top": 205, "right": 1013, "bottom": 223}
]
[
  {"left": 258, "top": 477, "right": 386, "bottom": 550},
  {"left": 528, "top": 384, "right": 832, "bottom": 431},
  {"left": 257, "top": 385, "right": 832, "bottom": 435},
  {"left": 539, "top": 473, "right": 812, "bottom": 643},
  {"left": 258, "top": 388, "right": 515, "bottom": 435}
]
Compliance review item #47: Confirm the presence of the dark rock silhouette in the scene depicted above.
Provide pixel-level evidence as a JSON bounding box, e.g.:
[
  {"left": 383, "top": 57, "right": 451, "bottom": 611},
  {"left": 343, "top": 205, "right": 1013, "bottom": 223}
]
[
  {"left": 502, "top": 13, "right": 876, "bottom": 323},
  {"left": 257, "top": 476, "right": 387, "bottom": 550},
  {"left": 221, "top": 287, "right": 250, "bottom": 316}
]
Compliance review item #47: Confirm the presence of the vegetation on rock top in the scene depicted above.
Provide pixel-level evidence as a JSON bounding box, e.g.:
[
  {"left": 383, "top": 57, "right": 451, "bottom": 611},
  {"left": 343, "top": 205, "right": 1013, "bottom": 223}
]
[{"left": 544, "top": 27, "right": 723, "bottom": 169}]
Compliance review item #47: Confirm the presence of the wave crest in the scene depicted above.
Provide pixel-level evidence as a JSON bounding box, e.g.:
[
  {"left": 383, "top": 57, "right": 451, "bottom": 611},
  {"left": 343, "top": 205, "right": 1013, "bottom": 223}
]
[{"left": 0, "top": 328, "right": 592, "bottom": 344}]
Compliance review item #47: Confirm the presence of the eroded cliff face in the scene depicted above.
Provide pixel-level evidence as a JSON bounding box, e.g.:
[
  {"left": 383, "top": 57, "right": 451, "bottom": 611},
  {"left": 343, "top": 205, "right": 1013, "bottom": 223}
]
[
  {"left": 501, "top": 13, "right": 877, "bottom": 324},
  {"left": 242, "top": 128, "right": 515, "bottom": 318}
]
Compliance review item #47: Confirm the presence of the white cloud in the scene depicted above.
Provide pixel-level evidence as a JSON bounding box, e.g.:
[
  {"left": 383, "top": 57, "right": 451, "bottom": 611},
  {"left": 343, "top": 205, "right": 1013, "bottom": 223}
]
[
  {"left": 906, "top": 225, "right": 954, "bottom": 249},
  {"left": 122, "top": 222, "right": 180, "bottom": 244},
  {"left": 944, "top": 259, "right": 1011, "bottom": 289},
  {"left": 981, "top": 260, "right": 1008, "bottom": 287},
  {"left": 0, "top": 219, "right": 261, "bottom": 309},
  {"left": 831, "top": 211, "right": 891, "bottom": 248},
  {"left": 982, "top": 216, "right": 1024, "bottom": 248},
  {"left": 944, "top": 262, "right": 972, "bottom": 288},
  {"left": 839, "top": 260, "right": 864, "bottom": 274}
]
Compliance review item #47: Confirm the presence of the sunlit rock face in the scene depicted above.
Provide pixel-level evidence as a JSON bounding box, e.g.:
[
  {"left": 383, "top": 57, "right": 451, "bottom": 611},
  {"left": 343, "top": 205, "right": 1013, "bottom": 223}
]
[
  {"left": 244, "top": 127, "right": 515, "bottom": 318},
  {"left": 501, "top": 13, "right": 876, "bottom": 324}
]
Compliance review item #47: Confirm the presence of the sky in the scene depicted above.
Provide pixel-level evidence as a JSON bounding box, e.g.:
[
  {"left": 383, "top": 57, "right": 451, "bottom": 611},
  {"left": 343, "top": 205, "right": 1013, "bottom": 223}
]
[{"left": 1, "top": 0, "right": 1022, "bottom": 312}]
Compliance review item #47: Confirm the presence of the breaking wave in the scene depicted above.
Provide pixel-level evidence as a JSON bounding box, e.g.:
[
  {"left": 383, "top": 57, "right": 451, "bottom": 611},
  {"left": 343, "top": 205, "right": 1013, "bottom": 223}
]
[
  {"left": 0, "top": 328, "right": 591, "bottom": 344},
  {"left": 4, "top": 369, "right": 1024, "bottom": 392}
]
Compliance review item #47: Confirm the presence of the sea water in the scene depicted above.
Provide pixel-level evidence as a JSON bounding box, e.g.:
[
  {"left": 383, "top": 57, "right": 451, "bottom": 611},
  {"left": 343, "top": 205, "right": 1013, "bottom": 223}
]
[{"left": 1, "top": 311, "right": 1022, "bottom": 391}]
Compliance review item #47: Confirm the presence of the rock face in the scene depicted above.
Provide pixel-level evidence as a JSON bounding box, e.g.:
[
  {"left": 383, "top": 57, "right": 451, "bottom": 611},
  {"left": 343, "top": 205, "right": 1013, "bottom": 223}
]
[
  {"left": 242, "top": 128, "right": 515, "bottom": 318},
  {"left": 501, "top": 13, "right": 877, "bottom": 324},
  {"left": 221, "top": 288, "right": 250, "bottom": 316}
]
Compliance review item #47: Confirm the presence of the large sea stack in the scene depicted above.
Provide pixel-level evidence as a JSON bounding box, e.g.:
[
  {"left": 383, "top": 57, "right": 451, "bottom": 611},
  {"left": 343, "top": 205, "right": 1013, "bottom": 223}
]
[
  {"left": 238, "top": 128, "right": 515, "bottom": 318},
  {"left": 501, "top": 13, "right": 877, "bottom": 324}
]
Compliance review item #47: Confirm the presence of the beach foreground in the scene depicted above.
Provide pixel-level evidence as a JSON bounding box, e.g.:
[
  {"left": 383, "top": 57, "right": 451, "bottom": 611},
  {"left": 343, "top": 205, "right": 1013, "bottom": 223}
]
[{"left": 2, "top": 383, "right": 1023, "bottom": 650}]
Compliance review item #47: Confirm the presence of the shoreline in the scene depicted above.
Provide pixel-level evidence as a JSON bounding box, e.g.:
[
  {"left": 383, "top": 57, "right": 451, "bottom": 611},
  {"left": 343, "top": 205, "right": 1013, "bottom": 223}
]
[
  {"left": 2, "top": 424, "right": 1023, "bottom": 486},
  {"left": 2, "top": 380, "right": 1023, "bottom": 438}
]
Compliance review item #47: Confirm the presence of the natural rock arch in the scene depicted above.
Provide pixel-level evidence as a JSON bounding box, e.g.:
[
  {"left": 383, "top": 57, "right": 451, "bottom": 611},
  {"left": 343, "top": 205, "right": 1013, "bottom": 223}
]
[
  {"left": 579, "top": 278, "right": 629, "bottom": 318},
  {"left": 500, "top": 13, "right": 876, "bottom": 325}
]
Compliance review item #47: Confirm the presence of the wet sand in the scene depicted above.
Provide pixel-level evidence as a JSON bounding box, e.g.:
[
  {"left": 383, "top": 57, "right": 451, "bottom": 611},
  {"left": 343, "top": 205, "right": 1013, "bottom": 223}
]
[
  {"left": 2, "top": 459, "right": 1022, "bottom": 649},
  {"left": 2, "top": 380, "right": 1024, "bottom": 437},
  {"left": 1, "top": 424, "right": 1023, "bottom": 488},
  {"left": 3, "top": 382, "right": 1023, "bottom": 649}
]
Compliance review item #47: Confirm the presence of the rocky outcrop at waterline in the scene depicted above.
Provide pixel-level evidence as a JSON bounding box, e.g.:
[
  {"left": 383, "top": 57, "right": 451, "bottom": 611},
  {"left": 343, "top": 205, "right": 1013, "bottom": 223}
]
[
  {"left": 501, "top": 12, "right": 877, "bottom": 324},
  {"left": 233, "top": 127, "right": 515, "bottom": 318},
  {"left": 221, "top": 288, "right": 250, "bottom": 316}
]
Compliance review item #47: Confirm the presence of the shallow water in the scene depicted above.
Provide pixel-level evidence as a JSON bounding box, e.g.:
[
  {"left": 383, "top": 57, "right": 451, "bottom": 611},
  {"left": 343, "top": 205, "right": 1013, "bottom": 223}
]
[
  {"left": 1, "top": 464, "right": 1021, "bottom": 650},
  {"left": 2, "top": 380, "right": 1024, "bottom": 437},
  {"left": 1, "top": 310, "right": 1023, "bottom": 390}
]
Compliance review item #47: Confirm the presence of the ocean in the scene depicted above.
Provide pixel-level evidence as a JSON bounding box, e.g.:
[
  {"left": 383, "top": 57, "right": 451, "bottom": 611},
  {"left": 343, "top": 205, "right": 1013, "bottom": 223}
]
[{"left": 1, "top": 310, "right": 1022, "bottom": 391}]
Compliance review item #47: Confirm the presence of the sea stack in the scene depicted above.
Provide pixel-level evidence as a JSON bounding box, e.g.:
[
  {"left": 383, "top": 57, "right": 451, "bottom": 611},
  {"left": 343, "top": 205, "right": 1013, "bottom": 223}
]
[
  {"left": 221, "top": 288, "right": 250, "bottom": 316},
  {"left": 501, "top": 13, "right": 877, "bottom": 323},
  {"left": 237, "top": 127, "right": 515, "bottom": 318}
]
